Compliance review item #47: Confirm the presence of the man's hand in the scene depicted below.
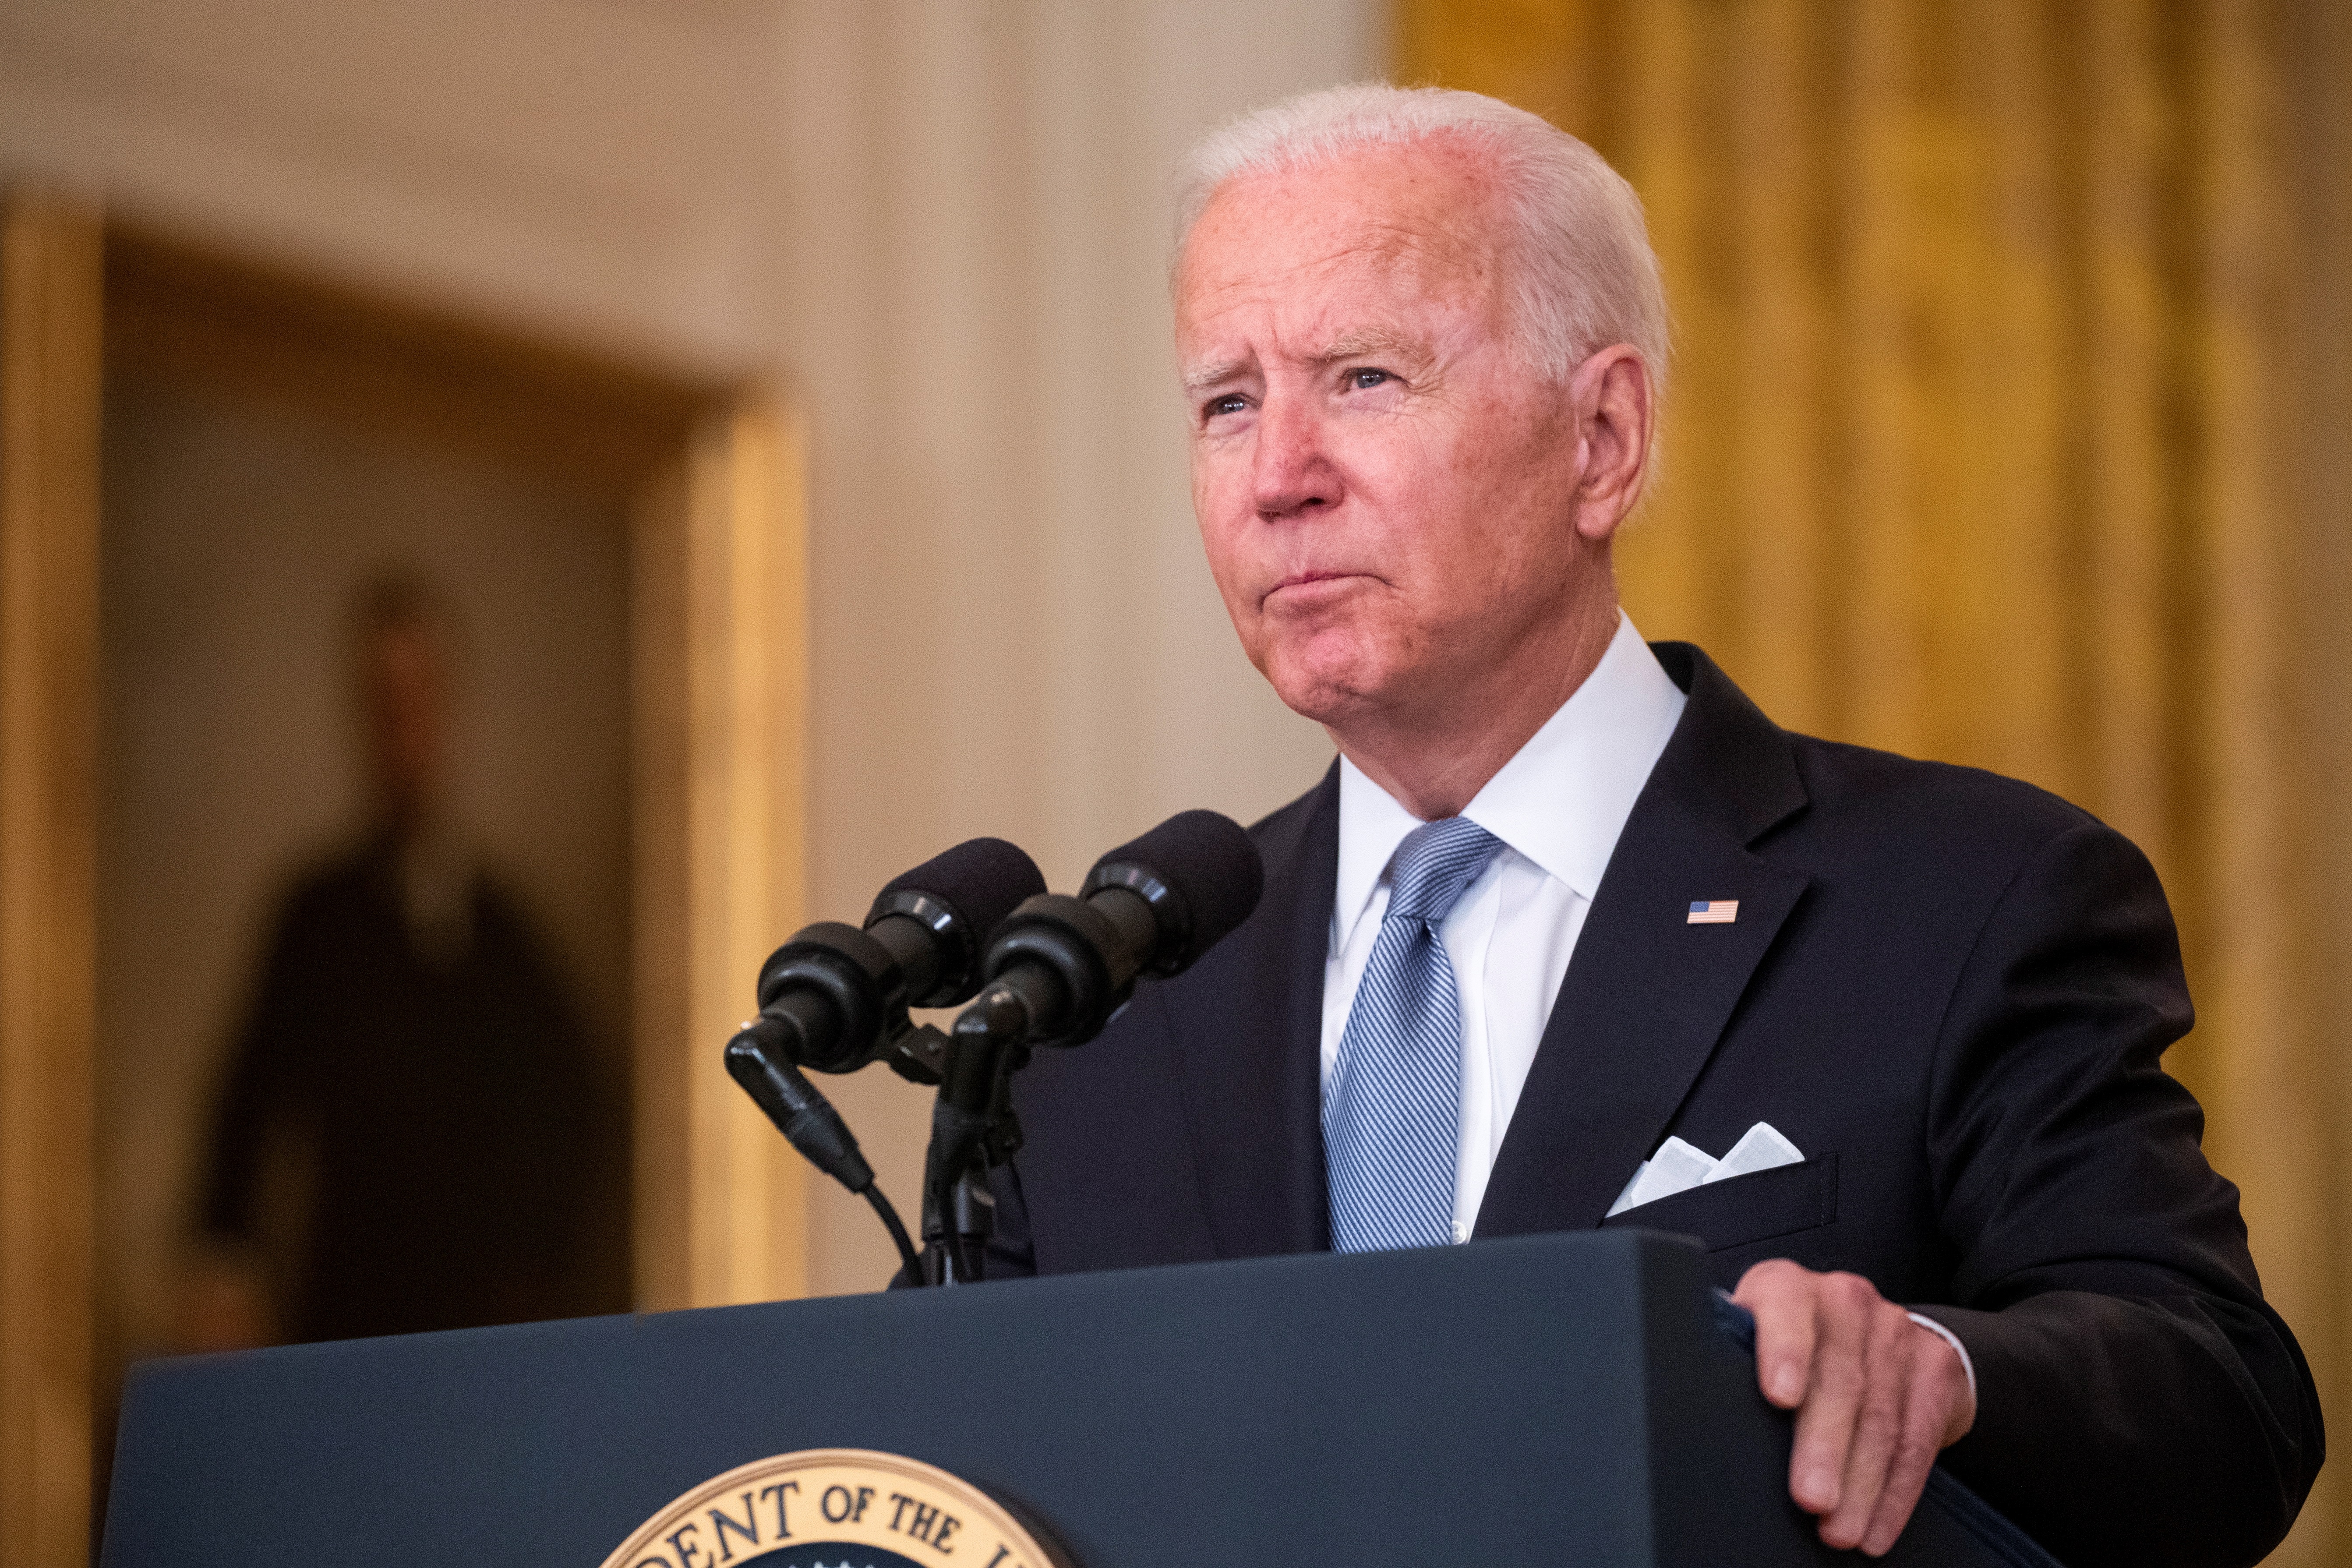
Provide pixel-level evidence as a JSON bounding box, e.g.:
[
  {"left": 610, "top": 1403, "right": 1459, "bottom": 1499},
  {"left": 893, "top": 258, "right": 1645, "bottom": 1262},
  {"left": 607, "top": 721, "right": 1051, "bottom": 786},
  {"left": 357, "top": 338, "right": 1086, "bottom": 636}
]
[{"left": 1734, "top": 1259, "right": 1976, "bottom": 1556}]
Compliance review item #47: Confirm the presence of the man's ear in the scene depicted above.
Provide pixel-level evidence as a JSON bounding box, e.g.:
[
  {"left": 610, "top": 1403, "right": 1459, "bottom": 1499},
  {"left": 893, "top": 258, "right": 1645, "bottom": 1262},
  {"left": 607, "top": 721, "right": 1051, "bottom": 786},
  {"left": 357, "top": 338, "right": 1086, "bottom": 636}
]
[{"left": 1568, "top": 345, "right": 1653, "bottom": 544}]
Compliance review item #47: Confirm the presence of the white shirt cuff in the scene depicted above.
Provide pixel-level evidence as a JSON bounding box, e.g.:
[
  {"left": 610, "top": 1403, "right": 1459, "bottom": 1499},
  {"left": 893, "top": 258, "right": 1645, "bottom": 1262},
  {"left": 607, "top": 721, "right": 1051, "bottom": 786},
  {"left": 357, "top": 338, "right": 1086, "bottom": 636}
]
[{"left": 1906, "top": 1310, "right": 1978, "bottom": 1404}]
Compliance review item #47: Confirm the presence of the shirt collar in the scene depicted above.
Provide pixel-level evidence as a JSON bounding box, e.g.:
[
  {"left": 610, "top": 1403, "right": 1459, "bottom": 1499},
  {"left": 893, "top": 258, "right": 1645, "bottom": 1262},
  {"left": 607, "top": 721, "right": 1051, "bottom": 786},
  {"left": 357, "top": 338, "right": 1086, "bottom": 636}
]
[{"left": 1333, "top": 613, "right": 1688, "bottom": 950}]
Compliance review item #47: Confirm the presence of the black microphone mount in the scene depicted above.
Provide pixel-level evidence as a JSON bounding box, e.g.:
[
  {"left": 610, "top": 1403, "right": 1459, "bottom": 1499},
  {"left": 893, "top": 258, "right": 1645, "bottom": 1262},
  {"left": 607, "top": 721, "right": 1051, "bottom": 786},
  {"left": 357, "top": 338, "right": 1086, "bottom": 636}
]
[{"left": 749, "top": 917, "right": 954, "bottom": 1087}]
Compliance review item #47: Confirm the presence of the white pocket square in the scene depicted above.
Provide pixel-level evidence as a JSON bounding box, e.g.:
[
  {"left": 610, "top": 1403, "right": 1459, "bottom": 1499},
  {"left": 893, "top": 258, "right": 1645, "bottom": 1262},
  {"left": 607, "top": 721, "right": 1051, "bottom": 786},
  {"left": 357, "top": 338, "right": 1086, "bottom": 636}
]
[{"left": 1605, "top": 1121, "right": 1805, "bottom": 1218}]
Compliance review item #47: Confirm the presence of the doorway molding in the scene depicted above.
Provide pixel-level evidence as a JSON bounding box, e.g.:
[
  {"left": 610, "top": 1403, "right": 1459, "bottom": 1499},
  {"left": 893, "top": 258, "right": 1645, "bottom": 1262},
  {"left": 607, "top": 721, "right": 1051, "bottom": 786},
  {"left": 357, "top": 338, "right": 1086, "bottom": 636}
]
[{"left": 0, "top": 193, "right": 810, "bottom": 1567}]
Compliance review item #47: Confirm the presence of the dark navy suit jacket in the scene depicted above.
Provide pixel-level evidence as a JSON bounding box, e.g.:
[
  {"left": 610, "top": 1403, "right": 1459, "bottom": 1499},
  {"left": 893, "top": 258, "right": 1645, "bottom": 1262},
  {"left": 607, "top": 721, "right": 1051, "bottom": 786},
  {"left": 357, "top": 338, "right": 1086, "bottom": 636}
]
[{"left": 987, "top": 643, "right": 2321, "bottom": 1568}]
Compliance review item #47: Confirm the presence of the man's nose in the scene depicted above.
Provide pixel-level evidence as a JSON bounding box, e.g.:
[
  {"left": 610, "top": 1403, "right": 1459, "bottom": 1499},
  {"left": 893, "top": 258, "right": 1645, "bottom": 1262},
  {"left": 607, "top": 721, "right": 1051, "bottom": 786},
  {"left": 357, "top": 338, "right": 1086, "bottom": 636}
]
[{"left": 1250, "top": 396, "right": 1337, "bottom": 521}]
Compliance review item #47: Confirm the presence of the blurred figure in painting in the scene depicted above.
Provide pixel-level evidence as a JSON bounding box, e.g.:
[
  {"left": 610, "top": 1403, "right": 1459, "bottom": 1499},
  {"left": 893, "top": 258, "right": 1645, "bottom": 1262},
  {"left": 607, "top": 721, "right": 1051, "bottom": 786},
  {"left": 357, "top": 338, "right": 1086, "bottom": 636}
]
[{"left": 184, "top": 572, "right": 623, "bottom": 1348}]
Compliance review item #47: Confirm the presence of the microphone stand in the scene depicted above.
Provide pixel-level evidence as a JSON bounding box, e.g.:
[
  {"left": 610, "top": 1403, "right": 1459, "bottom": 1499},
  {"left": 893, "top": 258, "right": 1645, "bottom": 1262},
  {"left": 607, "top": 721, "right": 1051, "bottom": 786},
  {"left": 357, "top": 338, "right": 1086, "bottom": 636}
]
[
  {"left": 912, "top": 880, "right": 1149, "bottom": 1286},
  {"left": 908, "top": 809, "right": 1264, "bottom": 1286},
  {"left": 917, "top": 984, "right": 1038, "bottom": 1285}
]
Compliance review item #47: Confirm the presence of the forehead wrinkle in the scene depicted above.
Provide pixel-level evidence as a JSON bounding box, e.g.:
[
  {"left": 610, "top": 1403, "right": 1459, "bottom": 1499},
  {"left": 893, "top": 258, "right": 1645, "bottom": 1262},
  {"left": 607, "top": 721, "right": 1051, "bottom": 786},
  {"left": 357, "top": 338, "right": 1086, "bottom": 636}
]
[
  {"left": 1182, "top": 226, "right": 1492, "bottom": 344},
  {"left": 1268, "top": 230, "right": 1502, "bottom": 360},
  {"left": 1182, "top": 195, "right": 1494, "bottom": 301},
  {"left": 1176, "top": 152, "right": 1513, "bottom": 386},
  {"left": 1295, "top": 219, "right": 1493, "bottom": 304}
]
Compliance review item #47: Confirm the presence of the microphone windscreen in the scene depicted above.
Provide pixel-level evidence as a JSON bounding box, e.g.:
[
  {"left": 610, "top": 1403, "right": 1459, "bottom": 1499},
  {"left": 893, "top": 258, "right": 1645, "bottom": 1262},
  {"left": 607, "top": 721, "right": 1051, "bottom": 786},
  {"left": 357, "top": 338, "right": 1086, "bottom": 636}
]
[
  {"left": 1092, "top": 809, "right": 1264, "bottom": 973},
  {"left": 879, "top": 836, "right": 1048, "bottom": 945}
]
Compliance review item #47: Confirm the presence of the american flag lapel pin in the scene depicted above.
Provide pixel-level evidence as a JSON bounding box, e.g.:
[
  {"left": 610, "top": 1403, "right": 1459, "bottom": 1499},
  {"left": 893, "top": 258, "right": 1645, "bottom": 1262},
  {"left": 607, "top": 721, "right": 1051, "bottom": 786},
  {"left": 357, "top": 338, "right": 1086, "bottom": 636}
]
[{"left": 1687, "top": 899, "right": 1739, "bottom": 925}]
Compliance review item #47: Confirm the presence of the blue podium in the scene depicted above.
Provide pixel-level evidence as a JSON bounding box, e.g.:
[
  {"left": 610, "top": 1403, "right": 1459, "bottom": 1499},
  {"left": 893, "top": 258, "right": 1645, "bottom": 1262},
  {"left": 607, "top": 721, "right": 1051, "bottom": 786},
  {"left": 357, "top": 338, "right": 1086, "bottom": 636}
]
[{"left": 102, "top": 1229, "right": 2057, "bottom": 1565}]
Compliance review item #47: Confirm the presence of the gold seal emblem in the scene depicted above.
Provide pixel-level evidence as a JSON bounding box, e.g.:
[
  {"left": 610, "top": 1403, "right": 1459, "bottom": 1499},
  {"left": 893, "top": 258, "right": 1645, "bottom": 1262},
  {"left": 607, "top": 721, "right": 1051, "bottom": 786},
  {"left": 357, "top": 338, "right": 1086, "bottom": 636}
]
[{"left": 601, "top": 1448, "right": 1072, "bottom": 1568}]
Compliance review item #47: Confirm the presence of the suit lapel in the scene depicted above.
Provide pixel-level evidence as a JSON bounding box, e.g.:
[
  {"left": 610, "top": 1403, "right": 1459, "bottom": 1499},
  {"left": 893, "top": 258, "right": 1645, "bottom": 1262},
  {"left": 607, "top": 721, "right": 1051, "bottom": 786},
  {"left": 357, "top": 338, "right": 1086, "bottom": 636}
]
[
  {"left": 1476, "top": 645, "right": 1813, "bottom": 1237},
  {"left": 1171, "top": 765, "right": 1337, "bottom": 1257}
]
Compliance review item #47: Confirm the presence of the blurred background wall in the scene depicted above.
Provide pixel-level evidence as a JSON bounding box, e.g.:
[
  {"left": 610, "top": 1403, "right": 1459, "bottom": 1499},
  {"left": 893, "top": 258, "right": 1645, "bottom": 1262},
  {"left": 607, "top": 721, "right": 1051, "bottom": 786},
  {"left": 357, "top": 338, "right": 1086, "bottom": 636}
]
[{"left": 4, "top": 0, "right": 2348, "bottom": 1562}]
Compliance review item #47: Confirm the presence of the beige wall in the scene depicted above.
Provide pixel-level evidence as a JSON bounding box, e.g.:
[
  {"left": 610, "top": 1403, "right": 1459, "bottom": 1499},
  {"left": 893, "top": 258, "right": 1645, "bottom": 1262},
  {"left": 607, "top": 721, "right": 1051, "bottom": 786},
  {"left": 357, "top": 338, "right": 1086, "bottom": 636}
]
[{"left": 1, "top": 0, "right": 1379, "bottom": 1299}]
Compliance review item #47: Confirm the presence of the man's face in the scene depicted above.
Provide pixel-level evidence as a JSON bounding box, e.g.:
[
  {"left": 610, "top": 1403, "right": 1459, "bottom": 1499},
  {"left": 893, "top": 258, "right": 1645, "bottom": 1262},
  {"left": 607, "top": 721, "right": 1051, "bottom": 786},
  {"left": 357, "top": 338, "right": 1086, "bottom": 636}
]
[
  {"left": 361, "top": 621, "right": 450, "bottom": 827},
  {"left": 1174, "top": 142, "right": 1593, "bottom": 731}
]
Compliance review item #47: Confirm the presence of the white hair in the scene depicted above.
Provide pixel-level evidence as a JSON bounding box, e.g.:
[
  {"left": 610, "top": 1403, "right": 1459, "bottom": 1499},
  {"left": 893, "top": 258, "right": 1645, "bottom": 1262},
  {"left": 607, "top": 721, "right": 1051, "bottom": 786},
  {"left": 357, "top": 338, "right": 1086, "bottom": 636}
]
[{"left": 1173, "top": 82, "right": 1669, "bottom": 395}]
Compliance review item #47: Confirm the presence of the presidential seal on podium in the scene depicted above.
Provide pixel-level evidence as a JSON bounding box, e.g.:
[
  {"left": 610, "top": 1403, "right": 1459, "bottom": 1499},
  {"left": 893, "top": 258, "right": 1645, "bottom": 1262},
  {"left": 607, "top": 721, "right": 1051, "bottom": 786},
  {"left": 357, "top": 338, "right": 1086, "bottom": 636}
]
[{"left": 602, "top": 1448, "right": 1074, "bottom": 1568}]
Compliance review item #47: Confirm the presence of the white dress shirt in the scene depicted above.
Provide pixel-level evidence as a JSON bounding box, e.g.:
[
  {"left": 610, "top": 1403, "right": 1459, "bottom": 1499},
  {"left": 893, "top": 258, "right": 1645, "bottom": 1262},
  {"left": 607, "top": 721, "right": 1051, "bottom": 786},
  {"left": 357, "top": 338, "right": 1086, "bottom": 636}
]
[{"left": 1321, "top": 613, "right": 1687, "bottom": 1239}]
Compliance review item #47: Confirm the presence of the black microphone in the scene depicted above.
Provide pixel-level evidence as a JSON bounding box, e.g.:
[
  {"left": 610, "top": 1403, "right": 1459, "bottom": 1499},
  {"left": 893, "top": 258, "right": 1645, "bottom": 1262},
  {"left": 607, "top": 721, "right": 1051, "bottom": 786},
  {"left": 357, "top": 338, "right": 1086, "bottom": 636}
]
[
  {"left": 975, "top": 809, "right": 1264, "bottom": 1049},
  {"left": 915, "top": 811, "right": 1262, "bottom": 1284},
  {"left": 750, "top": 837, "right": 1047, "bottom": 1078},
  {"left": 727, "top": 836, "right": 1043, "bottom": 1283}
]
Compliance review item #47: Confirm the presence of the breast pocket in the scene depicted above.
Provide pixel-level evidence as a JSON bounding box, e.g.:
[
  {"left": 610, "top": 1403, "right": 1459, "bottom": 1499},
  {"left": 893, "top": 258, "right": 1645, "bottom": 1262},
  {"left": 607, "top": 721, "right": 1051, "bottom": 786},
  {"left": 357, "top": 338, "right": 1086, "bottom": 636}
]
[{"left": 1599, "top": 1153, "right": 1840, "bottom": 1253}]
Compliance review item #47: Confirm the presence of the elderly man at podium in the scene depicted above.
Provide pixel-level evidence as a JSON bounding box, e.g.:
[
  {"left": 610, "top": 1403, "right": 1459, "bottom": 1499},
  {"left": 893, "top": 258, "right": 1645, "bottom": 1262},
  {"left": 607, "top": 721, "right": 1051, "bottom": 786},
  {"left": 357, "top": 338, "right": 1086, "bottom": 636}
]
[{"left": 987, "top": 83, "right": 2321, "bottom": 1568}]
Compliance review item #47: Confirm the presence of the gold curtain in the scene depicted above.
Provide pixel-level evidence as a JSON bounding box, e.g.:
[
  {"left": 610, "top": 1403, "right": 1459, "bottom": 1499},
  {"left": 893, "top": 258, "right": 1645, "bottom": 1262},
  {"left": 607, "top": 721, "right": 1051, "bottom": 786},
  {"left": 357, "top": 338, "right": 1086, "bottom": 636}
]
[{"left": 1396, "top": 4, "right": 2352, "bottom": 1562}]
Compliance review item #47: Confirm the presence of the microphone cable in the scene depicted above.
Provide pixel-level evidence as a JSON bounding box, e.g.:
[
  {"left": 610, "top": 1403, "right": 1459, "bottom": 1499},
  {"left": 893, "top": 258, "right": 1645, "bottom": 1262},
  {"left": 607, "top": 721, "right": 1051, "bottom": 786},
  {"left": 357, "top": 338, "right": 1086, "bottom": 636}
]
[{"left": 725, "top": 1017, "right": 921, "bottom": 1280}]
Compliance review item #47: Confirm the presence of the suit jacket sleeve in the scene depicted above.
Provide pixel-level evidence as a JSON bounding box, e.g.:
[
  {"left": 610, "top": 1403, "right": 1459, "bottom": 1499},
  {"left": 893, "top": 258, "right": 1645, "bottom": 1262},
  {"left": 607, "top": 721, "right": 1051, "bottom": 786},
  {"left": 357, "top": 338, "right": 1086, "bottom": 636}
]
[{"left": 1912, "top": 819, "right": 2322, "bottom": 1568}]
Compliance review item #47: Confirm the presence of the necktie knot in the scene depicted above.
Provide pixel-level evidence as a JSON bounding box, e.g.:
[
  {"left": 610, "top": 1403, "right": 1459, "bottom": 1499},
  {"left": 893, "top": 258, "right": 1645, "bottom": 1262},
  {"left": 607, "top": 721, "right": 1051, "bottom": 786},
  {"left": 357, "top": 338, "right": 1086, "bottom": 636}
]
[{"left": 1386, "top": 816, "right": 1504, "bottom": 925}]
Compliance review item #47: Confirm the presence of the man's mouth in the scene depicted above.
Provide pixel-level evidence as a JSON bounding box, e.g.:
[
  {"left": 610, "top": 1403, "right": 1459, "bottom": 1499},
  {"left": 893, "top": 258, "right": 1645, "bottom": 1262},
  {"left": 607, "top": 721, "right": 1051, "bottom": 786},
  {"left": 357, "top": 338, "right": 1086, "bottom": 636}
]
[{"left": 1265, "top": 570, "right": 1367, "bottom": 605}]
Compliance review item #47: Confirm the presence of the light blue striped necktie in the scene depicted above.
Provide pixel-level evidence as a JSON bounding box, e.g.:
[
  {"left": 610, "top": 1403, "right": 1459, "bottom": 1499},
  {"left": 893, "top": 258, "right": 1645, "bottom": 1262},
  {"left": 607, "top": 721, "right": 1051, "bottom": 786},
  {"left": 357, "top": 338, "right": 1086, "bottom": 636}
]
[{"left": 1325, "top": 816, "right": 1506, "bottom": 1252}]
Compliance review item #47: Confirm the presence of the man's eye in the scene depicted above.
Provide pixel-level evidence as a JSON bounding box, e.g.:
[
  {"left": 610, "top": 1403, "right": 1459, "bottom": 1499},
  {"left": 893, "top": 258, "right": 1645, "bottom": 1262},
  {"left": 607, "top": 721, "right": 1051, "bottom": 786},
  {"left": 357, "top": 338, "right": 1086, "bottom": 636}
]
[
  {"left": 1349, "top": 367, "right": 1393, "bottom": 390},
  {"left": 1204, "top": 394, "right": 1249, "bottom": 419}
]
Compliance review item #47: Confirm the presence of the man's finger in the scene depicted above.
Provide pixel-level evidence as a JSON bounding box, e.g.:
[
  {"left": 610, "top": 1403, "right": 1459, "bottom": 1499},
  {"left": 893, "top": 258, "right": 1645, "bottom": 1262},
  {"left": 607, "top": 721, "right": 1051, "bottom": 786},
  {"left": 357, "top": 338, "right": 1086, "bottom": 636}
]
[
  {"left": 1733, "top": 1259, "right": 1817, "bottom": 1409},
  {"left": 1785, "top": 1274, "right": 1873, "bottom": 1516},
  {"left": 1858, "top": 1333, "right": 1972, "bottom": 1555},
  {"left": 1858, "top": 1405, "right": 1945, "bottom": 1555},
  {"left": 1816, "top": 1295, "right": 1913, "bottom": 1549}
]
